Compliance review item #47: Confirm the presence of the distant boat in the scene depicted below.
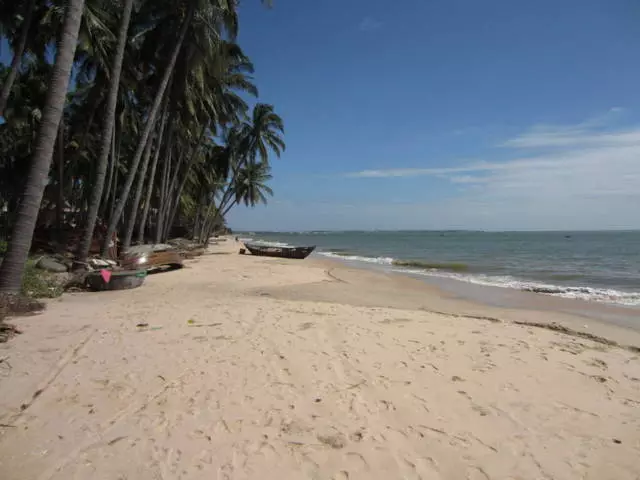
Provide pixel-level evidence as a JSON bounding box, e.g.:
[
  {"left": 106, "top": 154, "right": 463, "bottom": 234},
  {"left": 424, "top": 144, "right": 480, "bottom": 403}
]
[{"left": 245, "top": 243, "right": 315, "bottom": 260}]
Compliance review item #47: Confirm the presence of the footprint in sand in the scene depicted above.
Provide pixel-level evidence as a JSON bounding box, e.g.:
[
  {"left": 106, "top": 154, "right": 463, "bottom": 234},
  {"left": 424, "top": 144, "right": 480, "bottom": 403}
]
[
  {"left": 332, "top": 471, "right": 350, "bottom": 480},
  {"left": 318, "top": 433, "right": 347, "bottom": 449},
  {"left": 585, "top": 358, "right": 608, "bottom": 370}
]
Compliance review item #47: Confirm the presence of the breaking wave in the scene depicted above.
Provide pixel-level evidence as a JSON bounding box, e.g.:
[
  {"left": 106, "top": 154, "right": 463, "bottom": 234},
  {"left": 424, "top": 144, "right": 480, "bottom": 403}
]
[{"left": 318, "top": 251, "right": 640, "bottom": 306}]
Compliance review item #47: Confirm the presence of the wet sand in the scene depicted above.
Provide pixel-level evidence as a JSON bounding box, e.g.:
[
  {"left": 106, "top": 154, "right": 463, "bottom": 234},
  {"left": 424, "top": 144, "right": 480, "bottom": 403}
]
[{"left": 0, "top": 239, "right": 639, "bottom": 479}]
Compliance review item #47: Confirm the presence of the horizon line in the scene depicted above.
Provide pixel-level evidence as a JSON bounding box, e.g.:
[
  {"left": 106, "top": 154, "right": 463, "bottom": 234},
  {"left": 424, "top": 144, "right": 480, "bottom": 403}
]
[{"left": 232, "top": 228, "right": 640, "bottom": 234}]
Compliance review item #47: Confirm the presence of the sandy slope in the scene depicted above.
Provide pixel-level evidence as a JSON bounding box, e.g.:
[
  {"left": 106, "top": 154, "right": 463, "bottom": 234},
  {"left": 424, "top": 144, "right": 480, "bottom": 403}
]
[{"left": 0, "top": 241, "right": 639, "bottom": 479}]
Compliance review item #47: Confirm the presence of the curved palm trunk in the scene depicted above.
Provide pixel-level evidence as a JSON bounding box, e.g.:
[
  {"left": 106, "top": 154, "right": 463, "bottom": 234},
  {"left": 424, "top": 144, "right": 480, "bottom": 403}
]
[
  {"left": 100, "top": 125, "right": 117, "bottom": 219},
  {"left": 137, "top": 102, "right": 169, "bottom": 244},
  {"left": 122, "top": 123, "right": 156, "bottom": 249},
  {"left": 155, "top": 125, "right": 175, "bottom": 243},
  {"left": 77, "top": 0, "right": 134, "bottom": 263},
  {"left": 192, "top": 193, "right": 205, "bottom": 240},
  {"left": 0, "top": 0, "right": 37, "bottom": 117},
  {"left": 102, "top": 2, "right": 195, "bottom": 256},
  {"left": 0, "top": 0, "right": 85, "bottom": 293},
  {"left": 56, "top": 120, "right": 65, "bottom": 239},
  {"left": 165, "top": 124, "right": 208, "bottom": 237},
  {"left": 109, "top": 135, "right": 120, "bottom": 219},
  {"left": 160, "top": 152, "right": 184, "bottom": 242}
]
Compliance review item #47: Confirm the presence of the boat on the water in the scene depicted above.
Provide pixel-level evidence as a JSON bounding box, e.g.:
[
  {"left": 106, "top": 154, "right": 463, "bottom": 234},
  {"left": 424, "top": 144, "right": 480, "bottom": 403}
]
[
  {"left": 85, "top": 269, "right": 147, "bottom": 291},
  {"left": 244, "top": 243, "right": 315, "bottom": 260}
]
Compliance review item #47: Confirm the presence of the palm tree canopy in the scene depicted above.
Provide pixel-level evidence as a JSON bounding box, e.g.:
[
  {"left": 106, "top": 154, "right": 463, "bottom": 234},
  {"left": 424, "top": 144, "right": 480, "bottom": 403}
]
[{"left": 234, "top": 161, "right": 274, "bottom": 207}]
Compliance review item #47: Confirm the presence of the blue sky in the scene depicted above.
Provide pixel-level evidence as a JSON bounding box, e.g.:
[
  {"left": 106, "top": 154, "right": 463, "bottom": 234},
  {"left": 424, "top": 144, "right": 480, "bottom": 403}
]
[
  {"left": 3, "top": 2, "right": 639, "bottom": 231},
  {"left": 228, "top": 0, "right": 640, "bottom": 231}
]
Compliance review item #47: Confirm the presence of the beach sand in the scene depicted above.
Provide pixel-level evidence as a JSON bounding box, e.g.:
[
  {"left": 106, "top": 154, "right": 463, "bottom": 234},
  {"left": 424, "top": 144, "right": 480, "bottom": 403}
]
[{"left": 1, "top": 239, "right": 639, "bottom": 479}]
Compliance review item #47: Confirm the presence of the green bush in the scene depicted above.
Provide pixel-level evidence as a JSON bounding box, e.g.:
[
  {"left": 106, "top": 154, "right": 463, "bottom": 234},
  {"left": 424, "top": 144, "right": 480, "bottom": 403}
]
[
  {"left": 21, "top": 261, "right": 65, "bottom": 299},
  {"left": 0, "top": 254, "right": 64, "bottom": 299}
]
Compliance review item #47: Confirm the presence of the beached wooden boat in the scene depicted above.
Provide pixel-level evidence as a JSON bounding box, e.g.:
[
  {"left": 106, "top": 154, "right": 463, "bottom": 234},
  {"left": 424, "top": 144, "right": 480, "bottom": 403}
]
[
  {"left": 120, "top": 250, "right": 184, "bottom": 272},
  {"left": 181, "top": 247, "right": 206, "bottom": 259},
  {"left": 85, "top": 269, "right": 147, "bottom": 291},
  {"left": 245, "top": 243, "right": 315, "bottom": 260}
]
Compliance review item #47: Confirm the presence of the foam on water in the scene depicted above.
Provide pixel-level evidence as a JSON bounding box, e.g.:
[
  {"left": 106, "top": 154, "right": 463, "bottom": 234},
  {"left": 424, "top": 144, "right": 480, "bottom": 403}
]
[
  {"left": 318, "top": 251, "right": 640, "bottom": 307},
  {"left": 318, "top": 251, "right": 394, "bottom": 265},
  {"left": 399, "top": 268, "right": 640, "bottom": 306}
]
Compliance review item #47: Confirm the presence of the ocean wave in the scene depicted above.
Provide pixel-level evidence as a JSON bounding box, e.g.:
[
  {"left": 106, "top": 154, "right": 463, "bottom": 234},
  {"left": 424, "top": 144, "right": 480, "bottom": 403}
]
[
  {"left": 392, "top": 259, "right": 469, "bottom": 272},
  {"left": 318, "top": 251, "right": 394, "bottom": 265},
  {"left": 321, "top": 252, "right": 470, "bottom": 272},
  {"left": 396, "top": 268, "right": 640, "bottom": 306},
  {"left": 318, "top": 250, "right": 640, "bottom": 306}
]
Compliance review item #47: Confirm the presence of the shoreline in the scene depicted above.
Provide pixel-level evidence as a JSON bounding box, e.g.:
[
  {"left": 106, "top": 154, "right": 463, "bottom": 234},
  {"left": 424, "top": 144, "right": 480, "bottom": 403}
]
[
  {"left": 297, "top": 255, "right": 640, "bottom": 351},
  {"left": 1, "top": 238, "right": 639, "bottom": 479},
  {"left": 308, "top": 253, "right": 640, "bottom": 342},
  {"left": 244, "top": 231, "right": 640, "bottom": 309}
]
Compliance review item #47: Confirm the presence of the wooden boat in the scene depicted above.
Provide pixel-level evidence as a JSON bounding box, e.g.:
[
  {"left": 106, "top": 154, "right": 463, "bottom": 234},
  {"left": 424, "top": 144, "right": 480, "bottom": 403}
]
[
  {"left": 120, "top": 250, "right": 184, "bottom": 272},
  {"left": 244, "top": 243, "right": 315, "bottom": 260},
  {"left": 180, "top": 247, "right": 206, "bottom": 259},
  {"left": 85, "top": 269, "right": 147, "bottom": 291}
]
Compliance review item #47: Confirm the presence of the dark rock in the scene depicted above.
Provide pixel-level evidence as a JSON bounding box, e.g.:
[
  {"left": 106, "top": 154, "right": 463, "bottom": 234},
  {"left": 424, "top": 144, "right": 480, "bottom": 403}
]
[
  {"left": 36, "top": 256, "right": 68, "bottom": 273},
  {"left": 50, "top": 272, "right": 74, "bottom": 289}
]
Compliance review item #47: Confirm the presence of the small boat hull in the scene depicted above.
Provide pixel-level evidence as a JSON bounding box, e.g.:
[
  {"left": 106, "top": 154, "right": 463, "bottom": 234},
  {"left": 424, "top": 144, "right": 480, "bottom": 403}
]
[
  {"left": 120, "top": 250, "right": 184, "bottom": 272},
  {"left": 245, "top": 244, "right": 315, "bottom": 260},
  {"left": 180, "top": 247, "right": 206, "bottom": 259},
  {"left": 86, "top": 269, "right": 147, "bottom": 291}
]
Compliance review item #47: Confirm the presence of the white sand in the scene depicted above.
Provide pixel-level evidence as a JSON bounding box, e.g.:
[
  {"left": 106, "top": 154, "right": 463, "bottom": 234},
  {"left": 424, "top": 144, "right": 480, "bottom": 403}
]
[{"left": 1, "top": 240, "right": 639, "bottom": 479}]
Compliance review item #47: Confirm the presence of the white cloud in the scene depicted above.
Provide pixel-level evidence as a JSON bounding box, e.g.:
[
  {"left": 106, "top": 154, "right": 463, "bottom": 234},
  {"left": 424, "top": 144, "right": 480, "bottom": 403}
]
[
  {"left": 231, "top": 111, "right": 640, "bottom": 231},
  {"left": 358, "top": 16, "right": 382, "bottom": 32}
]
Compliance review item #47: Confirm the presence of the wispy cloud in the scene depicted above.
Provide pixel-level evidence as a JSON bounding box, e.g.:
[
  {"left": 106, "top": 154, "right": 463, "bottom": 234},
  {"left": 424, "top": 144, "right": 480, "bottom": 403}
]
[
  {"left": 358, "top": 16, "right": 382, "bottom": 32},
  {"left": 332, "top": 110, "right": 640, "bottom": 229},
  {"left": 230, "top": 111, "right": 640, "bottom": 231},
  {"left": 499, "top": 107, "right": 627, "bottom": 148}
]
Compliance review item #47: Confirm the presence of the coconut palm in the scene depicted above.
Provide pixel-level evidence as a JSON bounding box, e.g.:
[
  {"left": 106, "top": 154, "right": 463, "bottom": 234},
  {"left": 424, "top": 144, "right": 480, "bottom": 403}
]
[
  {"left": 101, "top": 0, "right": 245, "bottom": 253},
  {"left": 0, "top": 0, "right": 38, "bottom": 117},
  {"left": 237, "top": 103, "right": 285, "bottom": 166},
  {"left": 0, "top": 0, "right": 86, "bottom": 293},
  {"left": 0, "top": 0, "right": 285, "bottom": 288},
  {"left": 204, "top": 103, "right": 284, "bottom": 238},
  {"left": 232, "top": 161, "right": 274, "bottom": 209},
  {"left": 76, "top": 0, "right": 135, "bottom": 263},
  {"left": 160, "top": 41, "right": 258, "bottom": 241}
]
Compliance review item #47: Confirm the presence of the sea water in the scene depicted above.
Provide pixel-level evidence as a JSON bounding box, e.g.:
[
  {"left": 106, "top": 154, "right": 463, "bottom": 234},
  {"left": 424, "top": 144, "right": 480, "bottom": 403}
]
[{"left": 239, "top": 230, "right": 640, "bottom": 308}]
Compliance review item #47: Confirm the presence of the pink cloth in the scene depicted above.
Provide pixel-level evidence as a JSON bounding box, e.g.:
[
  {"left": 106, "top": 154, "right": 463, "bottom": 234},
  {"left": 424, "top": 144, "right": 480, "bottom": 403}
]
[{"left": 100, "top": 269, "right": 112, "bottom": 283}]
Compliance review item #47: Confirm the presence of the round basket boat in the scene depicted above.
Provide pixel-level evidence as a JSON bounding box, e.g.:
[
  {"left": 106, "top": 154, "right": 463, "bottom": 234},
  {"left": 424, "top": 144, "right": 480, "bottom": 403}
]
[{"left": 85, "top": 269, "right": 148, "bottom": 291}]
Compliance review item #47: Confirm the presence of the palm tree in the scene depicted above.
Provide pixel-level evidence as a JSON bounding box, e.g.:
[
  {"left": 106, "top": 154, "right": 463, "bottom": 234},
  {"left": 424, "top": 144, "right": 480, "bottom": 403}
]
[
  {"left": 0, "top": 0, "right": 37, "bottom": 117},
  {"left": 101, "top": 0, "right": 198, "bottom": 255},
  {"left": 231, "top": 161, "right": 273, "bottom": 210},
  {"left": 0, "top": 0, "right": 86, "bottom": 293},
  {"left": 237, "top": 103, "right": 286, "bottom": 166},
  {"left": 207, "top": 103, "right": 284, "bottom": 236},
  {"left": 76, "top": 0, "right": 135, "bottom": 263},
  {"left": 0, "top": 0, "right": 285, "bottom": 275},
  {"left": 161, "top": 41, "right": 258, "bottom": 237},
  {"left": 136, "top": 99, "right": 169, "bottom": 244},
  {"left": 121, "top": 123, "right": 155, "bottom": 249}
]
